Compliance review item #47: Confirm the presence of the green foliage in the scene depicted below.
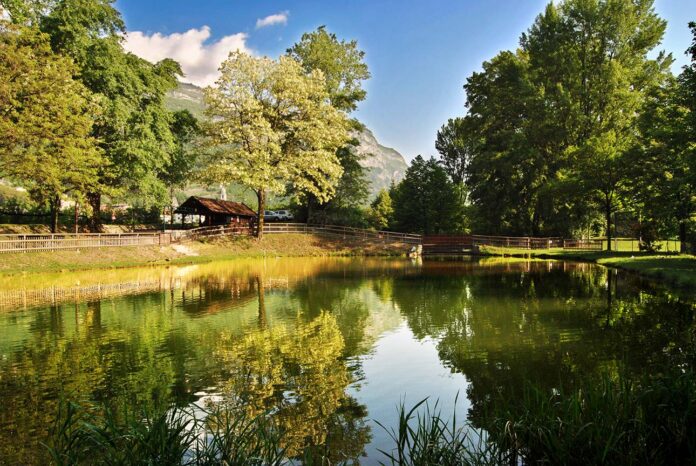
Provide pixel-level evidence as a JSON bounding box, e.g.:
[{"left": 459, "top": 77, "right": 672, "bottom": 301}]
[
  {"left": 453, "top": 0, "right": 668, "bottom": 238},
  {"left": 489, "top": 372, "right": 696, "bottom": 465},
  {"left": 368, "top": 189, "right": 394, "bottom": 230},
  {"left": 13, "top": 0, "right": 183, "bottom": 219},
  {"left": 302, "top": 139, "right": 371, "bottom": 227},
  {"left": 0, "top": 22, "right": 104, "bottom": 231},
  {"left": 287, "top": 25, "right": 370, "bottom": 113},
  {"left": 46, "top": 401, "right": 287, "bottom": 466},
  {"left": 288, "top": 26, "right": 372, "bottom": 226},
  {"left": 162, "top": 110, "right": 200, "bottom": 194},
  {"left": 436, "top": 117, "right": 475, "bottom": 187},
  {"left": 391, "top": 156, "right": 459, "bottom": 234},
  {"left": 378, "top": 398, "right": 502, "bottom": 466},
  {"left": 202, "top": 52, "right": 350, "bottom": 236}
]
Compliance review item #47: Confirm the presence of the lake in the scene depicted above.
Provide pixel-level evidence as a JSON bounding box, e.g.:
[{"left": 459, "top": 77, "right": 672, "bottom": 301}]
[{"left": 0, "top": 257, "right": 693, "bottom": 464}]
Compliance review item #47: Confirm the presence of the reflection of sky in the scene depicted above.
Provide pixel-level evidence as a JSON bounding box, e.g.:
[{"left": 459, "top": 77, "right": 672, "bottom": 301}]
[{"left": 348, "top": 322, "right": 471, "bottom": 464}]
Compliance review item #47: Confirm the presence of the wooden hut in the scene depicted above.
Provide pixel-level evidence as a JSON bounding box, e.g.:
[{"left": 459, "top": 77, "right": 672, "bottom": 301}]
[{"left": 175, "top": 196, "right": 256, "bottom": 228}]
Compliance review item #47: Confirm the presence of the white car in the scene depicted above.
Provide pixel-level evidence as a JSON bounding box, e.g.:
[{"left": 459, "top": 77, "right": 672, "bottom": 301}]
[
  {"left": 264, "top": 210, "right": 280, "bottom": 221},
  {"left": 275, "top": 210, "right": 294, "bottom": 221}
]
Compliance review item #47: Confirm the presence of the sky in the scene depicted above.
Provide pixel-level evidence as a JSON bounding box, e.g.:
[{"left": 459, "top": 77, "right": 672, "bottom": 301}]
[{"left": 117, "top": 0, "right": 696, "bottom": 162}]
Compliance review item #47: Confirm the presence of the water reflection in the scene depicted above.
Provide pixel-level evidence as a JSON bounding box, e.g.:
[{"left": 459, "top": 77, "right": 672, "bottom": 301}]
[{"left": 0, "top": 257, "right": 693, "bottom": 464}]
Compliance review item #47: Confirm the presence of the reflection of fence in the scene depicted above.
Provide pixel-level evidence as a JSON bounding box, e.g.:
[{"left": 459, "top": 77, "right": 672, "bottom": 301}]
[
  {"left": 0, "top": 233, "right": 169, "bottom": 253},
  {"left": 263, "top": 223, "right": 423, "bottom": 244},
  {"left": 0, "top": 278, "right": 174, "bottom": 309}
]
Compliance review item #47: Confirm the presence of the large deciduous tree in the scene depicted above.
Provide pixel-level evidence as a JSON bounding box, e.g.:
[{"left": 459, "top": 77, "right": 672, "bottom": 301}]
[
  {"left": 0, "top": 22, "right": 103, "bottom": 232},
  {"left": 634, "top": 23, "right": 696, "bottom": 252},
  {"left": 203, "top": 52, "right": 350, "bottom": 238},
  {"left": 287, "top": 26, "right": 371, "bottom": 225},
  {"left": 3, "top": 0, "right": 183, "bottom": 229},
  {"left": 456, "top": 0, "right": 668, "bottom": 244}
]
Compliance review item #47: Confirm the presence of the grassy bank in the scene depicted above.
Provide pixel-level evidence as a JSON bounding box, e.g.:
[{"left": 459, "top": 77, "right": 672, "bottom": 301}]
[
  {"left": 481, "top": 246, "right": 696, "bottom": 288},
  {"left": 0, "top": 234, "right": 409, "bottom": 276}
]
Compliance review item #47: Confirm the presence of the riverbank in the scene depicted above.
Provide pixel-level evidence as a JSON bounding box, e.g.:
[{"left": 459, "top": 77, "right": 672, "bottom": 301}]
[
  {"left": 481, "top": 246, "right": 696, "bottom": 288},
  {"left": 0, "top": 234, "right": 409, "bottom": 275}
]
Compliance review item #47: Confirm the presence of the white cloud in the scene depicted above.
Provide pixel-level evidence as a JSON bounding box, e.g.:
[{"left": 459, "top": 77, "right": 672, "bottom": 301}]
[
  {"left": 255, "top": 11, "right": 289, "bottom": 29},
  {"left": 123, "top": 26, "right": 251, "bottom": 87}
]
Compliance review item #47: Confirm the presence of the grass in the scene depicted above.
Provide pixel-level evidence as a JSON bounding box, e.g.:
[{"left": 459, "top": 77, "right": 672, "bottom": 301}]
[
  {"left": 47, "top": 402, "right": 287, "bottom": 466},
  {"left": 0, "top": 234, "right": 410, "bottom": 276},
  {"left": 377, "top": 397, "right": 502, "bottom": 466},
  {"left": 487, "top": 372, "right": 696, "bottom": 465},
  {"left": 46, "top": 372, "right": 696, "bottom": 465},
  {"left": 480, "top": 246, "right": 696, "bottom": 288}
]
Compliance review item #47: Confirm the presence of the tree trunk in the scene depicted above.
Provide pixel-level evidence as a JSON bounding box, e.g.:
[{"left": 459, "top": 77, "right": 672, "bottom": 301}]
[
  {"left": 256, "top": 189, "right": 265, "bottom": 239},
  {"left": 50, "top": 195, "right": 60, "bottom": 233},
  {"left": 87, "top": 192, "right": 102, "bottom": 232},
  {"left": 74, "top": 202, "right": 79, "bottom": 234},
  {"left": 679, "top": 221, "right": 688, "bottom": 254},
  {"left": 605, "top": 203, "right": 612, "bottom": 252}
]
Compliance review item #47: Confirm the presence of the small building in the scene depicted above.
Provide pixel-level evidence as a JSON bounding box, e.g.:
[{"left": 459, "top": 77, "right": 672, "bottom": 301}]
[{"left": 175, "top": 196, "right": 257, "bottom": 228}]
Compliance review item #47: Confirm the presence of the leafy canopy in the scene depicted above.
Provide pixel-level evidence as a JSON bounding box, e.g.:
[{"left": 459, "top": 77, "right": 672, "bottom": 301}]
[
  {"left": 203, "top": 51, "right": 351, "bottom": 217},
  {"left": 0, "top": 22, "right": 103, "bottom": 217}
]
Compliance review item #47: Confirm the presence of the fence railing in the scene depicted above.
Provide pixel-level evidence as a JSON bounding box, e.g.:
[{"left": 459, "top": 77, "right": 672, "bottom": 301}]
[
  {"left": 262, "top": 223, "right": 423, "bottom": 244},
  {"left": 0, "top": 233, "right": 169, "bottom": 253},
  {"left": 172, "top": 225, "right": 252, "bottom": 241}
]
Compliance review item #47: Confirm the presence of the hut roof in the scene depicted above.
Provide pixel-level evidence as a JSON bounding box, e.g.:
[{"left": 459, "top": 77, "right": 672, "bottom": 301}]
[{"left": 175, "top": 196, "right": 256, "bottom": 217}]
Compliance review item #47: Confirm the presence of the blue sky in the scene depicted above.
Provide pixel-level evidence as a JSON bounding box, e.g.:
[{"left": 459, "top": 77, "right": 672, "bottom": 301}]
[{"left": 118, "top": 0, "right": 696, "bottom": 162}]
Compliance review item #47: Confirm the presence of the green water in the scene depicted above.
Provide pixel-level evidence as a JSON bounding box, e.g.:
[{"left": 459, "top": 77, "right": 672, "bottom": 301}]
[{"left": 0, "top": 257, "right": 693, "bottom": 464}]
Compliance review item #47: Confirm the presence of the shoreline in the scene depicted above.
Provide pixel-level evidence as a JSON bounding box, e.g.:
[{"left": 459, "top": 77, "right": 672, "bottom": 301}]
[
  {"left": 0, "top": 234, "right": 409, "bottom": 276},
  {"left": 2, "top": 235, "right": 694, "bottom": 291},
  {"left": 479, "top": 246, "right": 696, "bottom": 288}
]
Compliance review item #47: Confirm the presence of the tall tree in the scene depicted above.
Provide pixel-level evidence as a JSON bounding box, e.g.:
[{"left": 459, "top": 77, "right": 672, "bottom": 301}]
[
  {"left": 3, "top": 0, "right": 183, "bottom": 228},
  {"left": 161, "top": 110, "right": 200, "bottom": 225},
  {"left": 203, "top": 52, "right": 350, "bottom": 238},
  {"left": 287, "top": 25, "right": 370, "bottom": 113},
  {"left": 459, "top": 0, "right": 668, "bottom": 243},
  {"left": 634, "top": 23, "right": 696, "bottom": 253},
  {"left": 391, "top": 156, "right": 457, "bottom": 234},
  {"left": 288, "top": 26, "right": 372, "bottom": 224},
  {"left": 0, "top": 23, "right": 103, "bottom": 232},
  {"left": 436, "top": 116, "right": 476, "bottom": 231}
]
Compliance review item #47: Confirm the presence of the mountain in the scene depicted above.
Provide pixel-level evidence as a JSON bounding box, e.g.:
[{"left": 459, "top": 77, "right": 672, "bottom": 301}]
[
  {"left": 351, "top": 127, "right": 407, "bottom": 195},
  {"left": 165, "top": 82, "right": 407, "bottom": 199}
]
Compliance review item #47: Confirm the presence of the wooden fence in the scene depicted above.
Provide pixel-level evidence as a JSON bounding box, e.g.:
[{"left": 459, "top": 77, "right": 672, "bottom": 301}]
[
  {"left": 173, "top": 225, "right": 252, "bottom": 241},
  {"left": 0, "top": 232, "right": 169, "bottom": 253},
  {"left": 262, "top": 223, "right": 423, "bottom": 244},
  {"left": 0, "top": 223, "right": 619, "bottom": 255}
]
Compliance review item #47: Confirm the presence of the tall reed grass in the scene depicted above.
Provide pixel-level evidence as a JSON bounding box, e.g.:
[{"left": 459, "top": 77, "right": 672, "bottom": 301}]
[{"left": 45, "top": 371, "right": 696, "bottom": 465}]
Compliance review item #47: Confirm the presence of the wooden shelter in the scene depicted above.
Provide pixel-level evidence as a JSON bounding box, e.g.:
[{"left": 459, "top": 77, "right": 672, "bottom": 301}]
[{"left": 175, "top": 196, "right": 256, "bottom": 228}]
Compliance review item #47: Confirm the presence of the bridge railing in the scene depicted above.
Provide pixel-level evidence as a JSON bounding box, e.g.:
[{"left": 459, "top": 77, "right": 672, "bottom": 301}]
[{"left": 263, "top": 223, "right": 423, "bottom": 244}]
